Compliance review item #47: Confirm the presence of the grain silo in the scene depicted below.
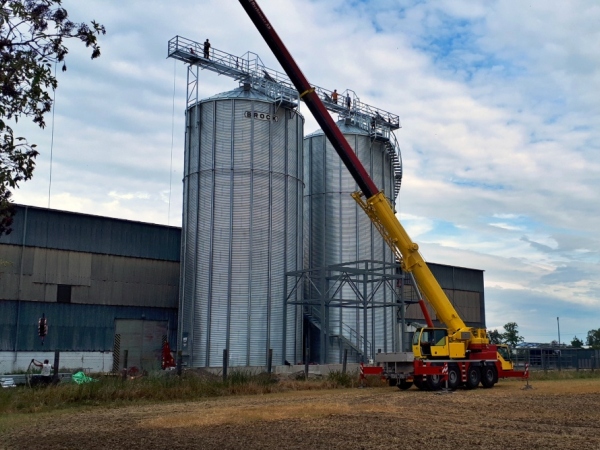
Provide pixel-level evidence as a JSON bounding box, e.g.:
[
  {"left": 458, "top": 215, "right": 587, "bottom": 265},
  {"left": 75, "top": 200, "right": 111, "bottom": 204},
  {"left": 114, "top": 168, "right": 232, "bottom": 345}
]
[
  {"left": 303, "top": 119, "right": 401, "bottom": 363},
  {"left": 179, "top": 85, "right": 304, "bottom": 368}
]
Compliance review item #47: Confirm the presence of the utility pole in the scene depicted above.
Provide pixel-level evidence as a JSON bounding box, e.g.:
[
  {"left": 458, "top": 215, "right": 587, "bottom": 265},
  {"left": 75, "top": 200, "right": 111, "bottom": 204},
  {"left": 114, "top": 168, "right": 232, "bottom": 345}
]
[{"left": 557, "top": 317, "right": 561, "bottom": 346}]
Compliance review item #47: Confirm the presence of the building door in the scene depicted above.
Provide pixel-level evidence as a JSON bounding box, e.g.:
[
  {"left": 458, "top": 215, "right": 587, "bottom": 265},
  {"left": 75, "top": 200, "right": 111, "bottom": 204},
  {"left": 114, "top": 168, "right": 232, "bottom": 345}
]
[{"left": 114, "top": 319, "right": 168, "bottom": 372}]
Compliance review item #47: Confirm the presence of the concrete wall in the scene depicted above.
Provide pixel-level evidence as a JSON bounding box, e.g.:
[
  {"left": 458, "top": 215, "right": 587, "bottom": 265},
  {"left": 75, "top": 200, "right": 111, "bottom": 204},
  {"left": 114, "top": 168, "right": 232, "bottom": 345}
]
[{"left": 0, "top": 351, "right": 113, "bottom": 374}]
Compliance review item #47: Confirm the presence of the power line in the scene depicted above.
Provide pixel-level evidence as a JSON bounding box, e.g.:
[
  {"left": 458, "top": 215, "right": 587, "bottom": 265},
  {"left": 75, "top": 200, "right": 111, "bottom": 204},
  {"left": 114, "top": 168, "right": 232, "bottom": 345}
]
[{"left": 48, "top": 62, "right": 57, "bottom": 209}]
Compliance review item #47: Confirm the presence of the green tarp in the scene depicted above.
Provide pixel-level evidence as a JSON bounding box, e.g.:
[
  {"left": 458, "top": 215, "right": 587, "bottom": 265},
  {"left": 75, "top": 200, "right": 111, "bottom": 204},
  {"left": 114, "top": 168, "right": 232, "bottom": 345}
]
[{"left": 72, "top": 372, "right": 96, "bottom": 384}]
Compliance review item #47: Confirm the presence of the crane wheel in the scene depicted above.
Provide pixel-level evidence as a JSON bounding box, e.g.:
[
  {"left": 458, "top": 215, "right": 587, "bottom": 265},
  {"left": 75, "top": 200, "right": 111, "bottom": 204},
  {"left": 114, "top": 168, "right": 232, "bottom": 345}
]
[
  {"left": 465, "top": 365, "right": 481, "bottom": 390},
  {"left": 398, "top": 380, "right": 413, "bottom": 390},
  {"left": 481, "top": 365, "right": 496, "bottom": 388},
  {"left": 447, "top": 364, "right": 460, "bottom": 390},
  {"left": 426, "top": 374, "right": 443, "bottom": 391},
  {"left": 413, "top": 375, "right": 426, "bottom": 390}
]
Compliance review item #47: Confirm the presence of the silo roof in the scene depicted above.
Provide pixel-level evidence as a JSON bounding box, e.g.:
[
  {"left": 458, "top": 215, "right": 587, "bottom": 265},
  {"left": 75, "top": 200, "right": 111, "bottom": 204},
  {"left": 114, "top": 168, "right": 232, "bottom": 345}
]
[
  {"left": 203, "top": 86, "right": 276, "bottom": 102},
  {"left": 305, "top": 120, "right": 368, "bottom": 138}
]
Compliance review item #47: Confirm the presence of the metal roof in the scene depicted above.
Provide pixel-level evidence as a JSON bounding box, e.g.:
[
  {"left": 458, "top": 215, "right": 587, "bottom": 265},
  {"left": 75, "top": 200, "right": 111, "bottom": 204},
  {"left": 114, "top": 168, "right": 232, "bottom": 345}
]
[
  {"left": 204, "top": 86, "right": 284, "bottom": 102},
  {"left": 0, "top": 205, "right": 181, "bottom": 262},
  {"left": 305, "top": 120, "right": 368, "bottom": 138}
]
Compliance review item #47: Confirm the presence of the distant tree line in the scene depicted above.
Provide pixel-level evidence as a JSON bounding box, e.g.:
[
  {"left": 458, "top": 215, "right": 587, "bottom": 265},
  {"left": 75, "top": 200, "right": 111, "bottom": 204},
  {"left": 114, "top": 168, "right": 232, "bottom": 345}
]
[
  {"left": 571, "top": 329, "right": 600, "bottom": 349},
  {"left": 488, "top": 323, "right": 600, "bottom": 350}
]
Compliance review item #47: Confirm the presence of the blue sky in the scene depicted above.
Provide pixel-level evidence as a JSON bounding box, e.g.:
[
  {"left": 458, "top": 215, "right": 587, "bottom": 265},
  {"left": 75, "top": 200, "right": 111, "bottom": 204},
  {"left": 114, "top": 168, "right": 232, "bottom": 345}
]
[{"left": 10, "top": 0, "right": 600, "bottom": 343}]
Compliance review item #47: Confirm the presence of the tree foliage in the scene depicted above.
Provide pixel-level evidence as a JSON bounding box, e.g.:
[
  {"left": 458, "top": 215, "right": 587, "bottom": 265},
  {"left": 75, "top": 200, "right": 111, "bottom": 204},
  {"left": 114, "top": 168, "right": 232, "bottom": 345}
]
[
  {"left": 586, "top": 329, "right": 600, "bottom": 349},
  {"left": 0, "top": 0, "right": 105, "bottom": 235},
  {"left": 487, "top": 329, "right": 503, "bottom": 345},
  {"left": 487, "top": 322, "right": 525, "bottom": 347},
  {"left": 571, "top": 336, "right": 584, "bottom": 348},
  {"left": 501, "top": 322, "right": 524, "bottom": 348}
]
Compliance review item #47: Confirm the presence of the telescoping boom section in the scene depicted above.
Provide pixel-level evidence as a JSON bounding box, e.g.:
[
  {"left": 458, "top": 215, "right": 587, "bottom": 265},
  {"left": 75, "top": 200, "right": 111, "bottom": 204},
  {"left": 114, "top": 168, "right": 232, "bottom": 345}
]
[{"left": 237, "top": 0, "right": 489, "bottom": 353}]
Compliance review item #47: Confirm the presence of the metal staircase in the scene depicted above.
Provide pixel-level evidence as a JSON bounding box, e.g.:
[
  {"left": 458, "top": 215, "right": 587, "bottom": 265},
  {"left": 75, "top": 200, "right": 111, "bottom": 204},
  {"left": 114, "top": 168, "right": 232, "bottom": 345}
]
[{"left": 304, "top": 306, "right": 371, "bottom": 358}]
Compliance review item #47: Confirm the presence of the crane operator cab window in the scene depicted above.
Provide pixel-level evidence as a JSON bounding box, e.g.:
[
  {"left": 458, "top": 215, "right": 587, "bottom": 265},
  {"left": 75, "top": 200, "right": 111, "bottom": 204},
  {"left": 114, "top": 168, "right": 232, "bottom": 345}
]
[
  {"left": 415, "top": 328, "right": 448, "bottom": 357},
  {"left": 497, "top": 345, "right": 512, "bottom": 362}
]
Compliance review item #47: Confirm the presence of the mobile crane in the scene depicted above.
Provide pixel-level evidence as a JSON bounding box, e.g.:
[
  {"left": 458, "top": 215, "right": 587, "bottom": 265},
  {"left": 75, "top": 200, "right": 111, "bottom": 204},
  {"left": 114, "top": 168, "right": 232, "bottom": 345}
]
[{"left": 238, "top": 0, "right": 527, "bottom": 389}]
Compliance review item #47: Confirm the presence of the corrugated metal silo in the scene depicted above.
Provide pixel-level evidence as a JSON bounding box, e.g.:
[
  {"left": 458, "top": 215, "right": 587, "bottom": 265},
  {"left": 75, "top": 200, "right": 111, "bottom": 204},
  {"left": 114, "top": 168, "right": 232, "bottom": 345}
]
[
  {"left": 304, "top": 120, "right": 398, "bottom": 363},
  {"left": 180, "top": 86, "right": 304, "bottom": 368}
]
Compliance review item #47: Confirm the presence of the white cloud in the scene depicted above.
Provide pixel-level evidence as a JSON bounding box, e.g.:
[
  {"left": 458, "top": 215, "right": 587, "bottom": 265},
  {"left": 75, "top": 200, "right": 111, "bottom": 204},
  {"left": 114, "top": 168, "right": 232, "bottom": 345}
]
[
  {"left": 489, "top": 222, "right": 524, "bottom": 232},
  {"left": 108, "top": 191, "right": 151, "bottom": 201}
]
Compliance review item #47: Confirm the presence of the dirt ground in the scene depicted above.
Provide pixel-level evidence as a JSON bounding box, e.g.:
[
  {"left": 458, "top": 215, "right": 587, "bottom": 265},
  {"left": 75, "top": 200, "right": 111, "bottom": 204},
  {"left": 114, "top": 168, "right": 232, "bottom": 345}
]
[{"left": 4, "top": 378, "right": 600, "bottom": 450}]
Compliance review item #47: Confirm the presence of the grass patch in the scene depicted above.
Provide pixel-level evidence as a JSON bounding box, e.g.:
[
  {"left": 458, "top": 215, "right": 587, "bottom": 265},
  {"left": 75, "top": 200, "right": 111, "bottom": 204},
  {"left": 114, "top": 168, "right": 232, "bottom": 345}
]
[
  {"left": 0, "top": 368, "right": 362, "bottom": 415},
  {"left": 326, "top": 370, "right": 355, "bottom": 388}
]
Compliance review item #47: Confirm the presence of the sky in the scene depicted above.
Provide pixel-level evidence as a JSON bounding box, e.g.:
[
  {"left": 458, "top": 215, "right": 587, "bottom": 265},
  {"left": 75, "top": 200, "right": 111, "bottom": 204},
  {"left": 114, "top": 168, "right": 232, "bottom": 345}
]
[{"left": 9, "top": 0, "right": 600, "bottom": 344}]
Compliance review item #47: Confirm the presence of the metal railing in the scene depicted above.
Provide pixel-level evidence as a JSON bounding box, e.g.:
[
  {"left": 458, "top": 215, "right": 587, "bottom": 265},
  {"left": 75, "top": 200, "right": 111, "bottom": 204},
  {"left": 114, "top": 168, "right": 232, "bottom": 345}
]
[
  {"left": 383, "top": 132, "right": 402, "bottom": 200},
  {"left": 168, "top": 35, "right": 401, "bottom": 132}
]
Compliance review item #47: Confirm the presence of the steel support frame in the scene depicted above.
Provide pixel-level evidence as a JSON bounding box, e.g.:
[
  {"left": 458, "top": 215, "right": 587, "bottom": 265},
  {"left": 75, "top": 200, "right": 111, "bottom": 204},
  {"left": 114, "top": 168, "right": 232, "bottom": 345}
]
[{"left": 285, "top": 259, "right": 403, "bottom": 364}]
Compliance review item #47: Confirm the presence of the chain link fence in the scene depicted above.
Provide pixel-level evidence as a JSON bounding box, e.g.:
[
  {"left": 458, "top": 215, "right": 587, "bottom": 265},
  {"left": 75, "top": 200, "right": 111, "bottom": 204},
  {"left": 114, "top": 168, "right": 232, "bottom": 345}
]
[{"left": 512, "top": 347, "right": 600, "bottom": 372}]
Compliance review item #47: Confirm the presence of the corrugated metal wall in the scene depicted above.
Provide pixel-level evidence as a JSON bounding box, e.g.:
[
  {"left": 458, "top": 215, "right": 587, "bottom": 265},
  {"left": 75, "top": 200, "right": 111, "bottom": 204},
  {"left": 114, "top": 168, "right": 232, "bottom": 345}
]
[
  {"left": 304, "top": 122, "right": 398, "bottom": 363},
  {"left": 0, "top": 245, "right": 179, "bottom": 306},
  {"left": 403, "top": 263, "right": 485, "bottom": 328},
  {"left": 0, "top": 300, "right": 177, "bottom": 352},
  {"left": 0, "top": 205, "right": 182, "bottom": 355},
  {"left": 180, "top": 88, "right": 304, "bottom": 368}
]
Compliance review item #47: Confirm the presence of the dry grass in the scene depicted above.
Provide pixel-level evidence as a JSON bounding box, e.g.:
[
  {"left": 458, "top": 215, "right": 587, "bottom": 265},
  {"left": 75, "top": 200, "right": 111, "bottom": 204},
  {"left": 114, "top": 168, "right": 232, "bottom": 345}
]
[
  {"left": 144, "top": 401, "right": 391, "bottom": 429},
  {"left": 143, "top": 389, "right": 389, "bottom": 429},
  {"left": 1, "top": 367, "right": 597, "bottom": 417},
  {"left": 0, "top": 369, "right": 360, "bottom": 415},
  {"left": 6, "top": 379, "right": 600, "bottom": 450}
]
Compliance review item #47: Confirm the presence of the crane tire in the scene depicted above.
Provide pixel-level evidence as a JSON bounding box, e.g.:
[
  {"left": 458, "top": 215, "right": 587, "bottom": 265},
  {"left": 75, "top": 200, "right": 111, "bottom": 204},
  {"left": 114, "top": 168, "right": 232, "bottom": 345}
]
[
  {"left": 398, "top": 380, "right": 413, "bottom": 390},
  {"left": 426, "top": 374, "right": 443, "bottom": 391},
  {"left": 413, "top": 375, "right": 426, "bottom": 390},
  {"left": 465, "top": 365, "right": 481, "bottom": 389},
  {"left": 448, "top": 364, "right": 460, "bottom": 390},
  {"left": 481, "top": 365, "right": 496, "bottom": 388}
]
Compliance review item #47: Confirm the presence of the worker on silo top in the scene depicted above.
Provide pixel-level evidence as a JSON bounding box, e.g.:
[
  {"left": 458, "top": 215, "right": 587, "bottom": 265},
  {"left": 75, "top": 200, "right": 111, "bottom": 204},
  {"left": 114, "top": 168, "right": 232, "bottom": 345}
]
[
  {"left": 204, "top": 39, "right": 211, "bottom": 59},
  {"left": 332, "top": 89, "right": 338, "bottom": 104},
  {"left": 346, "top": 93, "right": 351, "bottom": 109}
]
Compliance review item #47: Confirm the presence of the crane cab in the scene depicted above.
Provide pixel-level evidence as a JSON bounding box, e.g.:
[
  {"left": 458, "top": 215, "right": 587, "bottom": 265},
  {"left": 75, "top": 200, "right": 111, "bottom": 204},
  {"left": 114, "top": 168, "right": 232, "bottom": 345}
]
[
  {"left": 412, "top": 327, "right": 468, "bottom": 359},
  {"left": 496, "top": 344, "right": 515, "bottom": 371},
  {"left": 412, "top": 328, "right": 448, "bottom": 358}
]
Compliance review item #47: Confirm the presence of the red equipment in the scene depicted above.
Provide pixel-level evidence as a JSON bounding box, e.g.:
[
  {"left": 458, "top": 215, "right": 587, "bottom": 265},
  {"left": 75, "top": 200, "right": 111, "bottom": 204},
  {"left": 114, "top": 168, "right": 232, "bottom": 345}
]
[{"left": 162, "top": 341, "right": 176, "bottom": 370}]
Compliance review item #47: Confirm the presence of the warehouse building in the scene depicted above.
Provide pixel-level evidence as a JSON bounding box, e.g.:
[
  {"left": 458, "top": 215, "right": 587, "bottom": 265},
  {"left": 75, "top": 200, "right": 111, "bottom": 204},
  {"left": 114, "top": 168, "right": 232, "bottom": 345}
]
[
  {"left": 0, "top": 205, "right": 179, "bottom": 373},
  {"left": 0, "top": 204, "right": 485, "bottom": 373}
]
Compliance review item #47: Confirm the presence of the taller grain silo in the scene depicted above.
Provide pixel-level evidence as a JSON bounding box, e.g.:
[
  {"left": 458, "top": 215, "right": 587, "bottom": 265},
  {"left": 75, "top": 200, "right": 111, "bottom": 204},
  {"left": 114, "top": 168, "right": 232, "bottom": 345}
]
[
  {"left": 304, "top": 119, "right": 401, "bottom": 363},
  {"left": 179, "top": 85, "right": 304, "bottom": 368}
]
